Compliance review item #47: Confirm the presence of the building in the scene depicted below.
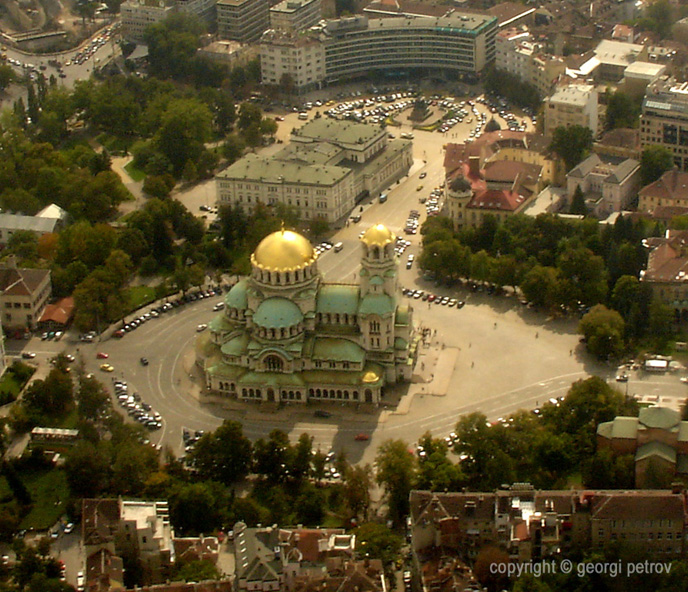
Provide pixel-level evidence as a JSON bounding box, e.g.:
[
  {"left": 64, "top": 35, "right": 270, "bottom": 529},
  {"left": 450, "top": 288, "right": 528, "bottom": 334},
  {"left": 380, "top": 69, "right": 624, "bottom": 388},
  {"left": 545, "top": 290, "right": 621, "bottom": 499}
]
[
  {"left": 593, "top": 39, "right": 647, "bottom": 83},
  {"left": 121, "top": 1, "right": 175, "bottom": 42},
  {"left": 544, "top": 83, "right": 598, "bottom": 137},
  {"left": 593, "top": 128, "right": 641, "bottom": 161},
  {"left": 638, "top": 168, "right": 688, "bottom": 215},
  {"left": 0, "top": 204, "right": 67, "bottom": 247},
  {"left": 640, "top": 229, "right": 688, "bottom": 322},
  {"left": 259, "top": 29, "right": 326, "bottom": 92},
  {"left": 443, "top": 130, "right": 561, "bottom": 230},
  {"left": 410, "top": 486, "right": 688, "bottom": 565},
  {"left": 622, "top": 61, "right": 666, "bottom": 99},
  {"left": 82, "top": 499, "right": 175, "bottom": 590},
  {"left": 269, "top": 0, "right": 322, "bottom": 34},
  {"left": 233, "top": 522, "right": 384, "bottom": 592},
  {"left": 217, "top": 0, "right": 270, "bottom": 43},
  {"left": 38, "top": 296, "right": 75, "bottom": 331},
  {"left": 260, "top": 13, "right": 498, "bottom": 90},
  {"left": 566, "top": 153, "right": 641, "bottom": 217},
  {"left": 216, "top": 119, "right": 412, "bottom": 222},
  {"left": 176, "top": 0, "right": 217, "bottom": 29},
  {"left": 641, "top": 78, "right": 688, "bottom": 171},
  {"left": 196, "top": 225, "right": 415, "bottom": 405},
  {"left": 0, "top": 262, "right": 51, "bottom": 334},
  {"left": 598, "top": 407, "right": 688, "bottom": 488}
]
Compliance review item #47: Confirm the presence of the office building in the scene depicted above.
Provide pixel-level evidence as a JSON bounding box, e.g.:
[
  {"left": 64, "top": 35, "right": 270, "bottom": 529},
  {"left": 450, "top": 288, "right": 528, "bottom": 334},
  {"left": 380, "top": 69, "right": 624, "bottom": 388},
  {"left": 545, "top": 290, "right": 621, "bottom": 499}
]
[{"left": 217, "top": 0, "right": 270, "bottom": 43}]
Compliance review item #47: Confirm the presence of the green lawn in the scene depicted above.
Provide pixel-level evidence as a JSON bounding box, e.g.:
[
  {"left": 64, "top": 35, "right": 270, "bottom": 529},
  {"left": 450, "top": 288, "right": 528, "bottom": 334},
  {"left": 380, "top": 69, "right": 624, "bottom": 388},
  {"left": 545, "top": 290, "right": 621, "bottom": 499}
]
[
  {"left": 124, "top": 161, "right": 146, "bottom": 182},
  {"left": 18, "top": 469, "right": 69, "bottom": 530},
  {"left": 127, "top": 285, "right": 156, "bottom": 311},
  {"left": 0, "top": 363, "right": 35, "bottom": 406}
]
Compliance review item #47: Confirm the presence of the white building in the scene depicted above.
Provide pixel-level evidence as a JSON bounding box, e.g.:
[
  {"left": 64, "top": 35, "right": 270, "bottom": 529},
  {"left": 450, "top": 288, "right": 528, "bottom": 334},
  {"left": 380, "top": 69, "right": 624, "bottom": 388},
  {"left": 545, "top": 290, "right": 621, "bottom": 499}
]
[
  {"left": 544, "top": 84, "right": 598, "bottom": 137},
  {"left": 259, "top": 29, "right": 325, "bottom": 91},
  {"left": 269, "top": 0, "right": 322, "bottom": 34},
  {"left": 121, "top": 1, "right": 176, "bottom": 42},
  {"left": 217, "top": 0, "right": 270, "bottom": 42},
  {"left": 176, "top": 0, "right": 217, "bottom": 28}
]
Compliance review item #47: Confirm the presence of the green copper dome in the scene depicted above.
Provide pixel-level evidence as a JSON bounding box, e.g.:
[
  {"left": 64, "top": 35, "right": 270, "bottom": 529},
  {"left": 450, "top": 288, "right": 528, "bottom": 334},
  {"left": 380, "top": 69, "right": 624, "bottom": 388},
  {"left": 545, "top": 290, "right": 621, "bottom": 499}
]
[
  {"left": 226, "top": 280, "right": 248, "bottom": 309},
  {"left": 253, "top": 297, "right": 303, "bottom": 329}
]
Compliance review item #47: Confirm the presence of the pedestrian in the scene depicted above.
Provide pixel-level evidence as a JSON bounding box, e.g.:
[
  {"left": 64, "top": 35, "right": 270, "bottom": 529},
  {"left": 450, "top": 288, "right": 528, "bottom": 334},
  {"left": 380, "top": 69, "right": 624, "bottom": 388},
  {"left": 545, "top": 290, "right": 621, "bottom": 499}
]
[
  {"left": 494, "top": 322, "right": 497, "bottom": 329},
  {"left": 471, "top": 361, "right": 474, "bottom": 368},
  {"left": 536, "top": 332, "right": 539, "bottom": 339}
]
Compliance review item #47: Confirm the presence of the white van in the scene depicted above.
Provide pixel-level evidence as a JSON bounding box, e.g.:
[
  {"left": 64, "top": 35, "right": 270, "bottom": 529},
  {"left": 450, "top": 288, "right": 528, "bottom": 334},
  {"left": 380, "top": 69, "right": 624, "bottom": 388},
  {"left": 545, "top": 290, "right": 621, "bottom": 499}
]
[
  {"left": 379, "top": 193, "right": 388, "bottom": 203},
  {"left": 298, "top": 112, "right": 308, "bottom": 120},
  {"left": 334, "top": 242, "right": 344, "bottom": 252}
]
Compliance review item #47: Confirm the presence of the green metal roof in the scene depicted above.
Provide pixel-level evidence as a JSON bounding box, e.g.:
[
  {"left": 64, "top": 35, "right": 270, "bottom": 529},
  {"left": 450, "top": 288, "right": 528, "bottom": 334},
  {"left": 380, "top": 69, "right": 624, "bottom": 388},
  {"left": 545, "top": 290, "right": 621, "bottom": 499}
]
[
  {"left": 394, "top": 336, "right": 408, "bottom": 350},
  {"left": 370, "top": 276, "right": 384, "bottom": 285},
  {"left": 395, "top": 304, "right": 410, "bottom": 325},
  {"left": 312, "top": 338, "right": 365, "bottom": 363},
  {"left": 639, "top": 407, "right": 680, "bottom": 431},
  {"left": 293, "top": 118, "right": 384, "bottom": 147},
  {"left": 635, "top": 441, "right": 676, "bottom": 464},
  {"left": 209, "top": 314, "right": 235, "bottom": 333},
  {"left": 316, "top": 284, "right": 360, "bottom": 314},
  {"left": 358, "top": 293, "right": 394, "bottom": 316},
  {"left": 253, "top": 298, "right": 304, "bottom": 328},
  {"left": 610, "top": 417, "right": 639, "bottom": 439},
  {"left": 597, "top": 421, "right": 613, "bottom": 439},
  {"left": 226, "top": 279, "right": 249, "bottom": 310},
  {"left": 240, "top": 371, "right": 306, "bottom": 387},
  {"left": 221, "top": 333, "right": 250, "bottom": 357}
]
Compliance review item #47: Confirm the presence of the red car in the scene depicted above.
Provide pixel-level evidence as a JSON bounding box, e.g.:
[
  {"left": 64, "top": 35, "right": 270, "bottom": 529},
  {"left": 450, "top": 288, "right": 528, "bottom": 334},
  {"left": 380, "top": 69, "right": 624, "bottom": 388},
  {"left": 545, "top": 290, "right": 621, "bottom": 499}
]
[
  {"left": 96, "top": 352, "right": 109, "bottom": 359},
  {"left": 113, "top": 330, "right": 125, "bottom": 338},
  {"left": 354, "top": 433, "right": 370, "bottom": 441}
]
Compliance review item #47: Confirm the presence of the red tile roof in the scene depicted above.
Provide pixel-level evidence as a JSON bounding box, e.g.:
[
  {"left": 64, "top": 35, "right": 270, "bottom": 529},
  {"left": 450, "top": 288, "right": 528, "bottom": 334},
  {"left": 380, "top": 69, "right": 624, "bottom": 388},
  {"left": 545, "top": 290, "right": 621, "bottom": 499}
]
[
  {"left": 640, "top": 169, "right": 688, "bottom": 202},
  {"left": 0, "top": 266, "right": 50, "bottom": 297},
  {"left": 39, "top": 297, "right": 74, "bottom": 326}
]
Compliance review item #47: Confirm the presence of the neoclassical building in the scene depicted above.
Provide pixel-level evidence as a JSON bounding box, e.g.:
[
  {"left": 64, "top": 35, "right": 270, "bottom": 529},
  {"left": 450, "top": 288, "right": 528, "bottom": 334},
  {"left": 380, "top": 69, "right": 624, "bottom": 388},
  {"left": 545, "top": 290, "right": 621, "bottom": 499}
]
[{"left": 197, "top": 225, "right": 414, "bottom": 405}]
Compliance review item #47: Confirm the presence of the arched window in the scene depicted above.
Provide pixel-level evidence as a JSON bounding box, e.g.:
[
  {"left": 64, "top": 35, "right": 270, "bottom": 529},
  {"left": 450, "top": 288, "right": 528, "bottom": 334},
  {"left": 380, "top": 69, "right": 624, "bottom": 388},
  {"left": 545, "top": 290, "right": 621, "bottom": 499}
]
[{"left": 265, "top": 355, "right": 284, "bottom": 372}]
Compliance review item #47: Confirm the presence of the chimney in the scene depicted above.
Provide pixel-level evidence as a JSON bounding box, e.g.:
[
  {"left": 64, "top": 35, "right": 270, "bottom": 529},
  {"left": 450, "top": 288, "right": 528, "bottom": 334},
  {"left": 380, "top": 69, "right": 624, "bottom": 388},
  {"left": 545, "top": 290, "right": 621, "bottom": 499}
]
[{"left": 468, "top": 156, "right": 480, "bottom": 177}]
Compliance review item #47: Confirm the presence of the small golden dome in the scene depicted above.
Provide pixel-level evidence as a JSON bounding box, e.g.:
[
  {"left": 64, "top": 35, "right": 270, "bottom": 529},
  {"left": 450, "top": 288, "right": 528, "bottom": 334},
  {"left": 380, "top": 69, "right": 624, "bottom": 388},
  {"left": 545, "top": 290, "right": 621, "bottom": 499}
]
[
  {"left": 252, "top": 230, "right": 315, "bottom": 271},
  {"left": 362, "top": 368, "right": 380, "bottom": 383},
  {"left": 360, "top": 224, "right": 396, "bottom": 247}
]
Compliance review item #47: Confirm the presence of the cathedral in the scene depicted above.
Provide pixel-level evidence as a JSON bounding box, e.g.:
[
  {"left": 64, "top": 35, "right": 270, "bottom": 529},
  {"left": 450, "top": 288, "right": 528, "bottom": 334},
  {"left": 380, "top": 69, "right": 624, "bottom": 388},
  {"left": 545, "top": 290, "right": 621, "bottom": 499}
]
[{"left": 196, "top": 224, "right": 415, "bottom": 405}]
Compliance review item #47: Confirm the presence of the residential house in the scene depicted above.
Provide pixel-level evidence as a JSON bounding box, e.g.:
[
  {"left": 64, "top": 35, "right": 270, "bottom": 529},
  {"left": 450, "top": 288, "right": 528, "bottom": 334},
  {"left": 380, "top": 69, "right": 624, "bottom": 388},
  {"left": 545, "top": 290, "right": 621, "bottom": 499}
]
[
  {"left": 0, "top": 261, "right": 51, "bottom": 334},
  {"left": 38, "top": 296, "right": 74, "bottom": 331},
  {"left": 638, "top": 168, "right": 688, "bottom": 215}
]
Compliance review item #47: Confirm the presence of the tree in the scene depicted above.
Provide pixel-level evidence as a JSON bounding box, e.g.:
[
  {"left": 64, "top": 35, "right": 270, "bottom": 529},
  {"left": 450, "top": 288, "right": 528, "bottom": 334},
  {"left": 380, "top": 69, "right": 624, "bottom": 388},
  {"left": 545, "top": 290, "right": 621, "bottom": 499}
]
[
  {"left": 354, "top": 523, "right": 403, "bottom": 566},
  {"left": 176, "top": 560, "right": 220, "bottom": 582},
  {"left": 640, "top": 145, "right": 674, "bottom": 186},
  {"left": 77, "top": 374, "right": 110, "bottom": 421},
  {"left": 0, "top": 64, "right": 14, "bottom": 92},
  {"left": 344, "top": 464, "right": 373, "bottom": 520},
  {"left": 549, "top": 125, "right": 594, "bottom": 171},
  {"left": 64, "top": 442, "right": 109, "bottom": 498},
  {"left": 605, "top": 91, "right": 640, "bottom": 130},
  {"left": 375, "top": 440, "right": 416, "bottom": 525},
  {"left": 569, "top": 184, "right": 587, "bottom": 215},
  {"left": 521, "top": 265, "right": 559, "bottom": 309},
  {"left": 189, "top": 420, "right": 252, "bottom": 484},
  {"left": 648, "top": 299, "right": 674, "bottom": 348},
  {"left": 169, "top": 482, "right": 225, "bottom": 536},
  {"left": 473, "top": 546, "right": 510, "bottom": 592},
  {"left": 579, "top": 304, "right": 626, "bottom": 360}
]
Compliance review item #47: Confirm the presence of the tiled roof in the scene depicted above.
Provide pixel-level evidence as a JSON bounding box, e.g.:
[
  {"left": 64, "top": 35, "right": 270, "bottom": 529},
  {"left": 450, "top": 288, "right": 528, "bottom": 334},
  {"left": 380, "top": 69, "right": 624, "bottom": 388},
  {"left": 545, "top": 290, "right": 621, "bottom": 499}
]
[
  {"left": 82, "top": 498, "right": 120, "bottom": 546},
  {"left": 483, "top": 160, "right": 541, "bottom": 185},
  {"left": 640, "top": 168, "right": 688, "bottom": 202},
  {"left": 590, "top": 491, "right": 686, "bottom": 521},
  {"left": 0, "top": 266, "right": 50, "bottom": 297},
  {"left": 39, "top": 297, "right": 74, "bottom": 325},
  {"left": 639, "top": 406, "right": 681, "bottom": 430}
]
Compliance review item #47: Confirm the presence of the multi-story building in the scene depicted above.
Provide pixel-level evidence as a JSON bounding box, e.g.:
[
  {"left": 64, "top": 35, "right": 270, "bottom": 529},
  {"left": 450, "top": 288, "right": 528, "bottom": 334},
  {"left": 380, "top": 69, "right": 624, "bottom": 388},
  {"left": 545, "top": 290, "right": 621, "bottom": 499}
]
[
  {"left": 82, "top": 499, "right": 175, "bottom": 589},
  {"left": 640, "top": 228, "right": 688, "bottom": 322},
  {"left": 544, "top": 83, "right": 598, "bottom": 137},
  {"left": 197, "top": 224, "right": 414, "bottom": 405},
  {"left": 259, "top": 29, "right": 325, "bottom": 92},
  {"left": 121, "top": 1, "right": 176, "bottom": 42},
  {"left": 566, "top": 153, "right": 641, "bottom": 217},
  {"left": 641, "top": 77, "right": 688, "bottom": 171},
  {"left": 176, "top": 0, "right": 217, "bottom": 29},
  {"left": 410, "top": 486, "right": 688, "bottom": 565},
  {"left": 0, "top": 261, "right": 51, "bottom": 334},
  {"left": 593, "top": 39, "right": 646, "bottom": 83},
  {"left": 217, "top": 0, "right": 270, "bottom": 43},
  {"left": 638, "top": 168, "right": 688, "bottom": 214},
  {"left": 269, "top": 0, "right": 322, "bottom": 34},
  {"left": 598, "top": 406, "right": 688, "bottom": 488},
  {"left": 216, "top": 119, "right": 412, "bottom": 221},
  {"left": 260, "top": 14, "right": 498, "bottom": 90}
]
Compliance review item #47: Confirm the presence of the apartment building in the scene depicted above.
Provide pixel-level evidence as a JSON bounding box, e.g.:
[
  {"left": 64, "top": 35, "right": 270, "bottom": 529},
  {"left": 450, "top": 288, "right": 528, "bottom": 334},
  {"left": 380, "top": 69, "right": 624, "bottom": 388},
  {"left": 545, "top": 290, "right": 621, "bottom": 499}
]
[
  {"left": 594, "top": 39, "right": 647, "bottom": 83},
  {"left": 176, "top": 0, "right": 217, "bottom": 29},
  {"left": 544, "top": 83, "right": 598, "bottom": 137},
  {"left": 410, "top": 486, "right": 687, "bottom": 564},
  {"left": 638, "top": 168, "right": 688, "bottom": 214},
  {"left": 641, "top": 77, "right": 688, "bottom": 171},
  {"left": 269, "top": 0, "right": 322, "bottom": 34},
  {"left": 0, "top": 262, "right": 51, "bottom": 333},
  {"left": 121, "top": 1, "right": 176, "bottom": 42},
  {"left": 259, "top": 29, "right": 325, "bottom": 92},
  {"left": 217, "top": 0, "right": 270, "bottom": 43},
  {"left": 216, "top": 119, "right": 412, "bottom": 222}
]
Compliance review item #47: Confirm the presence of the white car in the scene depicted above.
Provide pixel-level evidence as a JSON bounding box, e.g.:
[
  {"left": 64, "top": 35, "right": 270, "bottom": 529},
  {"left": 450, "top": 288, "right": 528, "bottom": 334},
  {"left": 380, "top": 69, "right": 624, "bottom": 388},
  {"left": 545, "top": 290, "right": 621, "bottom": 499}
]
[
  {"left": 77, "top": 571, "right": 85, "bottom": 591},
  {"left": 196, "top": 324, "right": 208, "bottom": 332}
]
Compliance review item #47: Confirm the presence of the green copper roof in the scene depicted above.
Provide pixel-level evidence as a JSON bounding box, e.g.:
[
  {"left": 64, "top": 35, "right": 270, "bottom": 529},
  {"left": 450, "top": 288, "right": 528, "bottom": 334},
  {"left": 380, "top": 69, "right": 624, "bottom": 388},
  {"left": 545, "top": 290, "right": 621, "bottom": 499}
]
[
  {"left": 597, "top": 421, "right": 613, "bottom": 439},
  {"left": 394, "top": 337, "right": 408, "bottom": 350},
  {"left": 221, "top": 333, "right": 250, "bottom": 357},
  {"left": 635, "top": 441, "right": 676, "bottom": 464},
  {"left": 610, "top": 417, "right": 638, "bottom": 439},
  {"left": 370, "top": 276, "right": 384, "bottom": 285},
  {"left": 240, "top": 371, "right": 306, "bottom": 387},
  {"left": 316, "top": 284, "right": 360, "bottom": 314},
  {"left": 253, "top": 297, "right": 303, "bottom": 328},
  {"left": 639, "top": 407, "right": 680, "bottom": 430},
  {"left": 358, "top": 293, "right": 394, "bottom": 316},
  {"left": 312, "top": 338, "right": 366, "bottom": 363},
  {"left": 209, "top": 314, "right": 235, "bottom": 333},
  {"left": 226, "top": 280, "right": 249, "bottom": 310},
  {"left": 395, "top": 304, "right": 410, "bottom": 325}
]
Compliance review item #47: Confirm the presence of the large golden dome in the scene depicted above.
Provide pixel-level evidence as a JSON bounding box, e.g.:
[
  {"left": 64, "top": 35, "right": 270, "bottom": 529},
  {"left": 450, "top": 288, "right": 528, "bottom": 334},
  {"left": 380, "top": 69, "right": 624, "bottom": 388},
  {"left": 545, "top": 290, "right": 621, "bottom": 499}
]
[
  {"left": 252, "top": 230, "right": 315, "bottom": 271},
  {"left": 360, "top": 224, "right": 396, "bottom": 247}
]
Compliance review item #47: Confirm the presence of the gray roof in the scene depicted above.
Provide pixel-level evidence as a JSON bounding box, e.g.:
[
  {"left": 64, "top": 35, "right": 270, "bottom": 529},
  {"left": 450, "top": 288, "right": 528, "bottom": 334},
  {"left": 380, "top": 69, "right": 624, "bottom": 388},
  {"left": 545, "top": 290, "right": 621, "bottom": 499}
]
[
  {"left": 635, "top": 441, "right": 676, "bottom": 464},
  {"left": 639, "top": 406, "right": 680, "bottom": 430},
  {"left": 0, "top": 214, "right": 58, "bottom": 234},
  {"left": 217, "top": 154, "right": 352, "bottom": 186},
  {"left": 568, "top": 153, "right": 601, "bottom": 179},
  {"left": 604, "top": 159, "right": 639, "bottom": 184},
  {"left": 293, "top": 118, "right": 386, "bottom": 148}
]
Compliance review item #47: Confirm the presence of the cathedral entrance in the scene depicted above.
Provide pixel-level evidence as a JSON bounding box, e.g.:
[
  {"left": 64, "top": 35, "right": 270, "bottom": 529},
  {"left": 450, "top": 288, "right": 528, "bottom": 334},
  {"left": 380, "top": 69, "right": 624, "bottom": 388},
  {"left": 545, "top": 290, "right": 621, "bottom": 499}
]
[
  {"left": 267, "top": 388, "right": 275, "bottom": 402},
  {"left": 365, "top": 389, "right": 373, "bottom": 403}
]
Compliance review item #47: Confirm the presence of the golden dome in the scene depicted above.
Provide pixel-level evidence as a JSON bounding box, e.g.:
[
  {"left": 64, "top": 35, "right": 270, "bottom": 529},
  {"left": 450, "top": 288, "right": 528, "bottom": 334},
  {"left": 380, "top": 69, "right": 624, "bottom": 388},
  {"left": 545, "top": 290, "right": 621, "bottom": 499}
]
[
  {"left": 252, "top": 230, "right": 315, "bottom": 271},
  {"left": 362, "top": 368, "right": 381, "bottom": 383},
  {"left": 360, "top": 224, "right": 396, "bottom": 247}
]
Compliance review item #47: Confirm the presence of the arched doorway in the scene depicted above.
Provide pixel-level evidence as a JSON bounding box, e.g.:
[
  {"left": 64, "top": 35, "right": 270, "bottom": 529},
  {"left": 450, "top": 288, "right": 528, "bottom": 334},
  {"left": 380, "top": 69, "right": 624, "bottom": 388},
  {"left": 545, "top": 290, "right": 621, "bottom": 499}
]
[
  {"left": 267, "top": 388, "right": 275, "bottom": 402},
  {"left": 265, "top": 355, "right": 284, "bottom": 371},
  {"left": 365, "top": 389, "right": 373, "bottom": 403}
]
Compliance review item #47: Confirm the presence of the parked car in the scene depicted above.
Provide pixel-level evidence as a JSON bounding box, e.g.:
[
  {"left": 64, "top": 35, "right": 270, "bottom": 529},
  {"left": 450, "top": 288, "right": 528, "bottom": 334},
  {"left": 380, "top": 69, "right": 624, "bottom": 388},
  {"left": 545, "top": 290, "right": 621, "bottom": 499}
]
[{"left": 354, "top": 433, "right": 369, "bottom": 441}]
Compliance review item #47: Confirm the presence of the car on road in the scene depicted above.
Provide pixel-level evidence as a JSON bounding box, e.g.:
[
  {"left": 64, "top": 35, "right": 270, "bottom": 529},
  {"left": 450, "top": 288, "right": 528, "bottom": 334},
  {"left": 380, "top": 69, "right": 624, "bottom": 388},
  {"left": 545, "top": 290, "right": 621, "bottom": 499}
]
[
  {"left": 100, "top": 363, "right": 114, "bottom": 372},
  {"left": 615, "top": 373, "right": 628, "bottom": 382},
  {"left": 457, "top": 301, "right": 466, "bottom": 308},
  {"left": 140, "top": 357, "right": 149, "bottom": 366},
  {"left": 96, "top": 352, "right": 109, "bottom": 359},
  {"left": 77, "top": 571, "right": 85, "bottom": 592},
  {"left": 416, "top": 185, "right": 423, "bottom": 191},
  {"left": 354, "top": 433, "right": 369, "bottom": 441},
  {"left": 196, "top": 324, "right": 208, "bottom": 332},
  {"left": 213, "top": 302, "right": 225, "bottom": 311},
  {"left": 419, "top": 172, "right": 427, "bottom": 179},
  {"left": 64, "top": 523, "right": 74, "bottom": 534},
  {"left": 21, "top": 352, "right": 36, "bottom": 359}
]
